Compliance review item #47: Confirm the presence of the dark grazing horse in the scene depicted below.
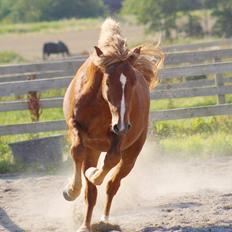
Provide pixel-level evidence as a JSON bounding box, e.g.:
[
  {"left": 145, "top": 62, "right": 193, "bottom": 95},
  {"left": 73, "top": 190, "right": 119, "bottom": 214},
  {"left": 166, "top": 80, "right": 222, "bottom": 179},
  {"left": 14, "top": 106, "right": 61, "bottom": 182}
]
[
  {"left": 63, "top": 18, "right": 164, "bottom": 232},
  {"left": 42, "top": 41, "right": 70, "bottom": 60}
]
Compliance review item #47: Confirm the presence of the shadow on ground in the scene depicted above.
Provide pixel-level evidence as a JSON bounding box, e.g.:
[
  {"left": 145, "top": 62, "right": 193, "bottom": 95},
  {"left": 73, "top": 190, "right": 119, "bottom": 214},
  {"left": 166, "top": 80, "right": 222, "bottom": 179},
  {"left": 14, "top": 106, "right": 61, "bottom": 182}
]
[
  {"left": 141, "top": 225, "right": 232, "bottom": 232},
  {"left": 91, "top": 221, "right": 122, "bottom": 232},
  {"left": 0, "top": 207, "right": 25, "bottom": 232}
]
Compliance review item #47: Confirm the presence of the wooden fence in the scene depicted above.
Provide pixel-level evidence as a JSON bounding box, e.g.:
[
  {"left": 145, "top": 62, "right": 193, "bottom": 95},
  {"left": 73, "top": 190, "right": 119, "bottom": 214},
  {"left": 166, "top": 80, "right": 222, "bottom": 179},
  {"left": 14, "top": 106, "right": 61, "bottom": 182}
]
[{"left": 1, "top": 39, "right": 232, "bottom": 136}]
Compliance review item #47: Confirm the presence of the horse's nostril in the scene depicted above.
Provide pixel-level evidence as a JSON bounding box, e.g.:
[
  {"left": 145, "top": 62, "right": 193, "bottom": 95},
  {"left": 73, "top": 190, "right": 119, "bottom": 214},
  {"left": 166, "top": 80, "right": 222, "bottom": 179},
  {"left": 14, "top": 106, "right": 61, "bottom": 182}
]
[{"left": 113, "top": 124, "right": 120, "bottom": 134}]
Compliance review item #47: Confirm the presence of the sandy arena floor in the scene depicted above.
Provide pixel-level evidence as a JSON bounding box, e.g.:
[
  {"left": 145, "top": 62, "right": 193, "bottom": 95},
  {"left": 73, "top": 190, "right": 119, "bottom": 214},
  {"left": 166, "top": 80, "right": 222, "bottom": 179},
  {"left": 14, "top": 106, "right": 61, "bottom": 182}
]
[{"left": 0, "top": 144, "right": 232, "bottom": 232}]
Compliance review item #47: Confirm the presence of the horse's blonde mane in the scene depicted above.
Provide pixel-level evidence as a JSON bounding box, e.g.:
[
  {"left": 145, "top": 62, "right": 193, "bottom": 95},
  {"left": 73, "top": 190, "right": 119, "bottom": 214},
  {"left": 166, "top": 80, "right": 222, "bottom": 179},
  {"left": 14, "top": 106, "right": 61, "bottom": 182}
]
[
  {"left": 92, "top": 18, "right": 164, "bottom": 90},
  {"left": 133, "top": 44, "right": 164, "bottom": 89},
  {"left": 92, "top": 18, "right": 129, "bottom": 67}
]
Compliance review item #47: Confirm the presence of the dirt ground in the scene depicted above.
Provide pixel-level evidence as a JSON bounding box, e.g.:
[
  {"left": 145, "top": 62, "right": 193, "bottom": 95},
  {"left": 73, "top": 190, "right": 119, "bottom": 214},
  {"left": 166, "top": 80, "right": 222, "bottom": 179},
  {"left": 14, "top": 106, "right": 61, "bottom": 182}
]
[
  {"left": 0, "top": 23, "right": 148, "bottom": 62},
  {"left": 0, "top": 143, "right": 232, "bottom": 232}
]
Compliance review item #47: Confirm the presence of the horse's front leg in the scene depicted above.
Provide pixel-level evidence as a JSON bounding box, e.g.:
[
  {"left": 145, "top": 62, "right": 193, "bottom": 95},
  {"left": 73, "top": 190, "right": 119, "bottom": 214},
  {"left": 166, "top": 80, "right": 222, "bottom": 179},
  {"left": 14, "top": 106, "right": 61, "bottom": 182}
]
[
  {"left": 63, "top": 142, "right": 85, "bottom": 201},
  {"left": 77, "top": 149, "right": 100, "bottom": 232},
  {"left": 85, "top": 145, "right": 121, "bottom": 186},
  {"left": 102, "top": 130, "right": 147, "bottom": 222}
]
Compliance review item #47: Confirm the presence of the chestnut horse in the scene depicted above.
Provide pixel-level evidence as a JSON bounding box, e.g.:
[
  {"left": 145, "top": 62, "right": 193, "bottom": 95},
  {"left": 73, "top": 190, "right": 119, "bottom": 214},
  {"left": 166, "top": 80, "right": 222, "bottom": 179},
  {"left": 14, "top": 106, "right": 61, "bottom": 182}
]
[{"left": 63, "top": 18, "right": 164, "bottom": 232}]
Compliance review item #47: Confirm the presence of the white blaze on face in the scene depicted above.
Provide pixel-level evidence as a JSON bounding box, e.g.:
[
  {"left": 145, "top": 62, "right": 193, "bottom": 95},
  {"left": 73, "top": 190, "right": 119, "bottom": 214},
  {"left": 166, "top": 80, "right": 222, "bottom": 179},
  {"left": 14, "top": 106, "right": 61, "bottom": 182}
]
[{"left": 120, "top": 74, "right": 127, "bottom": 130}]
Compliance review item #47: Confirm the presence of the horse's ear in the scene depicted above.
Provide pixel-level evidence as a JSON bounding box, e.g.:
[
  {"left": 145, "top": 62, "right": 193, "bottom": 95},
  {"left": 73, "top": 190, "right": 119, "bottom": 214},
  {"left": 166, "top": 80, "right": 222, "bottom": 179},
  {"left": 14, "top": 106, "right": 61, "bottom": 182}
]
[
  {"left": 133, "top": 47, "right": 141, "bottom": 56},
  {"left": 128, "top": 46, "right": 141, "bottom": 64},
  {"left": 94, "top": 46, "right": 103, "bottom": 57}
]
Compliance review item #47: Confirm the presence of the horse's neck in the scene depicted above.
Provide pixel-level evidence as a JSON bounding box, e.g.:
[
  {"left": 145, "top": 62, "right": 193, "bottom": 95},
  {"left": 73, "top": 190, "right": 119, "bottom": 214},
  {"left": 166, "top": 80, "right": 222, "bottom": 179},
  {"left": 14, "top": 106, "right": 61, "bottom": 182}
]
[{"left": 78, "top": 62, "right": 103, "bottom": 107}]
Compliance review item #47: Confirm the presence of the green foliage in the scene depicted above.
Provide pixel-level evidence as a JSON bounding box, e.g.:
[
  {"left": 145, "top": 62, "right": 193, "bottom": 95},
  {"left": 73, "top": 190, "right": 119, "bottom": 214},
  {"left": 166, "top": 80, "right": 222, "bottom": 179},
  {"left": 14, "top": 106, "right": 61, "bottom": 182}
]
[
  {"left": 0, "top": 51, "right": 25, "bottom": 64},
  {"left": 212, "top": 0, "right": 232, "bottom": 38},
  {"left": 121, "top": 0, "right": 185, "bottom": 37},
  {"left": 122, "top": 0, "right": 178, "bottom": 38},
  {"left": 182, "top": 14, "right": 204, "bottom": 37},
  {"left": 0, "top": 0, "right": 106, "bottom": 23},
  {"left": 121, "top": 0, "right": 231, "bottom": 39},
  {"left": 0, "top": 142, "right": 20, "bottom": 173},
  {"left": 41, "top": 0, "right": 106, "bottom": 21}
]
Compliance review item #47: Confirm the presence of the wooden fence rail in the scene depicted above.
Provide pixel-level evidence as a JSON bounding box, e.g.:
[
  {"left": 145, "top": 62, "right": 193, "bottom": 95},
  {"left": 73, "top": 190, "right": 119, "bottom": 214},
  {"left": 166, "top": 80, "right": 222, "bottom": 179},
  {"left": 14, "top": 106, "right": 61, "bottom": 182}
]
[
  {"left": 164, "top": 48, "right": 232, "bottom": 65},
  {"left": 1, "top": 61, "right": 232, "bottom": 97},
  {"left": 2, "top": 102, "right": 232, "bottom": 135},
  {"left": 0, "top": 120, "right": 66, "bottom": 136},
  {"left": 150, "top": 103, "right": 232, "bottom": 121},
  {"left": 162, "top": 38, "right": 232, "bottom": 52},
  {"left": 1, "top": 47, "right": 232, "bottom": 83},
  {"left": 0, "top": 59, "right": 82, "bottom": 76},
  {"left": 2, "top": 84, "right": 232, "bottom": 113}
]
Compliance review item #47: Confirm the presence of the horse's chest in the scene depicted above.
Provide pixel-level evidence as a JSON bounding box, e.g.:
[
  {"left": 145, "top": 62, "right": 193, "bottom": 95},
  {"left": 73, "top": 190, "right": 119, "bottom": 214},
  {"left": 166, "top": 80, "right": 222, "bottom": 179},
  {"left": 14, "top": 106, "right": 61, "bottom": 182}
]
[{"left": 75, "top": 103, "right": 111, "bottom": 142}]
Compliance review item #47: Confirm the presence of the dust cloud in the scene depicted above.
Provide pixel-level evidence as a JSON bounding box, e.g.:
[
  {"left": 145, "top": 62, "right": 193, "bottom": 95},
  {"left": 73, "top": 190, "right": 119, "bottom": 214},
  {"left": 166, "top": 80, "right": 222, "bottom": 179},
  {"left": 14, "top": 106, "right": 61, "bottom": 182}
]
[{"left": 93, "top": 141, "right": 232, "bottom": 216}]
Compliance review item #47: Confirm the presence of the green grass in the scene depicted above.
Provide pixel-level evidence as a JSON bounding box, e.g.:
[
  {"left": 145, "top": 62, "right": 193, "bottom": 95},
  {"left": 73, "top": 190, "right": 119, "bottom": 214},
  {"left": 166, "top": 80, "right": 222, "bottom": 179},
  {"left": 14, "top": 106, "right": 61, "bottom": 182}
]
[
  {"left": 150, "top": 96, "right": 217, "bottom": 111},
  {"left": 0, "top": 18, "right": 102, "bottom": 35},
  {"left": 158, "top": 132, "right": 232, "bottom": 159},
  {"left": 0, "top": 108, "right": 64, "bottom": 125},
  {"left": 0, "top": 51, "right": 26, "bottom": 64},
  {"left": 154, "top": 116, "right": 232, "bottom": 137}
]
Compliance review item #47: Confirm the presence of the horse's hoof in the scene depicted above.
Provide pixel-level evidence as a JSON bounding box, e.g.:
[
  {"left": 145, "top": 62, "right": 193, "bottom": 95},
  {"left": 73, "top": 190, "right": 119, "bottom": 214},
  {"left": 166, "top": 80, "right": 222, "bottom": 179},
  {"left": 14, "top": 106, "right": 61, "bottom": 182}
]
[
  {"left": 100, "top": 215, "right": 109, "bottom": 223},
  {"left": 63, "top": 184, "right": 81, "bottom": 201},
  {"left": 85, "top": 167, "right": 103, "bottom": 185},
  {"left": 76, "top": 225, "right": 90, "bottom": 232},
  {"left": 63, "top": 189, "right": 74, "bottom": 201}
]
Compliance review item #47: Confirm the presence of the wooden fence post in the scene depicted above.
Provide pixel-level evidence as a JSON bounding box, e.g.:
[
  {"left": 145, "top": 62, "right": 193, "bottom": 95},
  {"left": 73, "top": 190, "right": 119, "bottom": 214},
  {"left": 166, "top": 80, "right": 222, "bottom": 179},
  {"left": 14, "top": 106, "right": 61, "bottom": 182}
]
[{"left": 214, "top": 57, "right": 225, "bottom": 104}]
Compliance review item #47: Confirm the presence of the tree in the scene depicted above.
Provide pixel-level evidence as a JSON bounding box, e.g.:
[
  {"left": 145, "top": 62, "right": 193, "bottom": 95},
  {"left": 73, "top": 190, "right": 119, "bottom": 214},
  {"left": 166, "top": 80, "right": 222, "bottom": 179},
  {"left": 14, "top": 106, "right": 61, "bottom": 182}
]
[
  {"left": 104, "top": 0, "right": 123, "bottom": 14},
  {"left": 183, "top": 15, "right": 204, "bottom": 37},
  {"left": 212, "top": 0, "right": 232, "bottom": 38},
  {"left": 122, "top": 0, "right": 179, "bottom": 38},
  {"left": 121, "top": 0, "right": 217, "bottom": 38},
  {"left": 41, "top": 0, "right": 106, "bottom": 21},
  {"left": 0, "top": 0, "right": 106, "bottom": 23}
]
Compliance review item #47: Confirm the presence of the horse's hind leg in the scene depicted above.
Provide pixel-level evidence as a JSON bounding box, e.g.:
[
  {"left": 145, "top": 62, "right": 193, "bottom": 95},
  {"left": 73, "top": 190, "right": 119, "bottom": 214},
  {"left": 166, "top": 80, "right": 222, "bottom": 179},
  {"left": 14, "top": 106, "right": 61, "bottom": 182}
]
[
  {"left": 102, "top": 131, "right": 147, "bottom": 222},
  {"left": 63, "top": 141, "right": 85, "bottom": 201}
]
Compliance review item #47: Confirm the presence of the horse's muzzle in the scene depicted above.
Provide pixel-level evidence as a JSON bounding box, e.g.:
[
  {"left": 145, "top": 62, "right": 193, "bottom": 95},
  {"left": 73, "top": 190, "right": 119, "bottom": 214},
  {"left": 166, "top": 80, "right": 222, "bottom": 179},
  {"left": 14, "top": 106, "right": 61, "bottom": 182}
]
[{"left": 112, "top": 123, "right": 131, "bottom": 135}]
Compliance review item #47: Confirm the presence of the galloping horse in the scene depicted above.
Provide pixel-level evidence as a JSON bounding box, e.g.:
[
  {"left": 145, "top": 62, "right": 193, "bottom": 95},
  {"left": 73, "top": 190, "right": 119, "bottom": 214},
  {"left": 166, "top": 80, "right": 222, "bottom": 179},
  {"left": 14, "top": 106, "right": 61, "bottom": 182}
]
[{"left": 63, "top": 18, "right": 164, "bottom": 232}]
